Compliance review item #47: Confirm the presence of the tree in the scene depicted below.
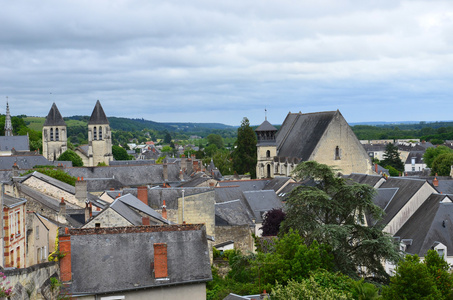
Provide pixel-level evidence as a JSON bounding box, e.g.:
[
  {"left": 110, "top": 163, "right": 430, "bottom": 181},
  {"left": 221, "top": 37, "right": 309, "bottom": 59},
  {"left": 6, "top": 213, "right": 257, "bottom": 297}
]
[
  {"left": 207, "top": 134, "right": 224, "bottom": 149},
  {"left": 232, "top": 117, "right": 257, "bottom": 178},
  {"left": 280, "top": 161, "right": 401, "bottom": 281},
  {"left": 382, "top": 254, "right": 442, "bottom": 300},
  {"left": 424, "top": 145, "right": 453, "bottom": 168},
  {"left": 57, "top": 150, "right": 83, "bottom": 167},
  {"left": 112, "top": 145, "right": 132, "bottom": 161},
  {"left": 163, "top": 131, "right": 172, "bottom": 144},
  {"left": 381, "top": 143, "right": 404, "bottom": 172},
  {"left": 431, "top": 152, "right": 453, "bottom": 176},
  {"left": 260, "top": 208, "right": 286, "bottom": 236}
]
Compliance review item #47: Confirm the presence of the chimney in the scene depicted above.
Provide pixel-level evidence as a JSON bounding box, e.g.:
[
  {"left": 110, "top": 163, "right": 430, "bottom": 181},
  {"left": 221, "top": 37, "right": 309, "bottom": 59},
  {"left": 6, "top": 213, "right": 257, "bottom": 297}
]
[
  {"left": 75, "top": 177, "right": 88, "bottom": 204},
  {"left": 85, "top": 202, "right": 90, "bottom": 222},
  {"left": 209, "top": 181, "right": 215, "bottom": 189},
  {"left": 142, "top": 217, "right": 150, "bottom": 226},
  {"left": 162, "top": 200, "right": 167, "bottom": 219},
  {"left": 374, "top": 163, "right": 378, "bottom": 173},
  {"left": 59, "top": 231, "right": 72, "bottom": 282},
  {"left": 59, "top": 197, "right": 66, "bottom": 216},
  {"left": 89, "top": 202, "right": 92, "bottom": 218},
  {"left": 154, "top": 243, "right": 168, "bottom": 278},
  {"left": 12, "top": 162, "right": 19, "bottom": 177},
  {"left": 179, "top": 169, "right": 184, "bottom": 181},
  {"left": 137, "top": 186, "right": 148, "bottom": 205},
  {"left": 57, "top": 163, "right": 64, "bottom": 170},
  {"left": 193, "top": 160, "right": 199, "bottom": 172},
  {"left": 163, "top": 163, "right": 168, "bottom": 182},
  {"left": 181, "top": 154, "right": 187, "bottom": 171},
  {"left": 433, "top": 174, "right": 439, "bottom": 187}
]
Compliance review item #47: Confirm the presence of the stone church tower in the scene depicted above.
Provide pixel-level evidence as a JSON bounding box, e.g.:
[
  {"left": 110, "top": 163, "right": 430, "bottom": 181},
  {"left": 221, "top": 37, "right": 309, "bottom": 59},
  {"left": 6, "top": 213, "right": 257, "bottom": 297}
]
[
  {"left": 4, "top": 101, "right": 13, "bottom": 136},
  {"left": 255, "top": 118, "right": 278, "bottom": 178},
  {"left": 86, "top": 100, "right": 113, "bottom": 166},
  {"left": 42, "top": 103, "right": 67, "bottom": 161}
]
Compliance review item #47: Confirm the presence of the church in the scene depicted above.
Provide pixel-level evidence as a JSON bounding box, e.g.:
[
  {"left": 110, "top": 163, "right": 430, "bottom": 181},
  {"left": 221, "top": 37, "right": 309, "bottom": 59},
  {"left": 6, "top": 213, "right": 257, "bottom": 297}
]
[
  {"left": 42, "top": 100, "right": 113, "bottom": 166},
  {"left": 255, "top": 110, "right": 374, "bottom": 178}
]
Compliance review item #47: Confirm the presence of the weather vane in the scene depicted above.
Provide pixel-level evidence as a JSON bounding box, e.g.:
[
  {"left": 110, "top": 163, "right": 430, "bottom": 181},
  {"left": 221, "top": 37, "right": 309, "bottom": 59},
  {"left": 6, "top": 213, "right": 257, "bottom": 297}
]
[{"left": 265, "top": 107, "right": 267, "bottom": 121}]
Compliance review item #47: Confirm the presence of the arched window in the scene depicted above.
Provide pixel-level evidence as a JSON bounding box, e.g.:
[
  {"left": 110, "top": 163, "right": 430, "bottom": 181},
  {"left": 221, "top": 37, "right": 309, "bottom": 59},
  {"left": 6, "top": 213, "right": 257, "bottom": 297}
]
[
  {"left": 55, "top": 128, "right": 59, "bottom": 141},
  {"left": 266, "top": 150, "right": 271, "bottom": 158},
  {"left": 99, "top": 126, "right": 102, "bottom": 140},
  {"left": 50, "top": 128, "right": 54, "bottom": 141},
  {"left": 335, "top": 146, "right": 341, "bottom": 160},
  {"left": 267, "top": 164, "right": 271, "bottom": 178},
  {"left": 93, "top": 126, "right": 97, "bottom": 140}
]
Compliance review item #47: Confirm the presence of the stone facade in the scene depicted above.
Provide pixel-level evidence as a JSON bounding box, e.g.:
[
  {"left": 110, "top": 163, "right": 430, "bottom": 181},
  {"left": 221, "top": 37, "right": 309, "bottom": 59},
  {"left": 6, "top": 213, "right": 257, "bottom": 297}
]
[
  {"left": 42, "top": 125, "right": 67, "bottom": 161},
  {"left": 26, "top": 213, "right": 50, "bottom": 267},
  {"left": 3, "top": 202, "right": 27, "bottom": 268},
  {"left": 85, "top": 123, "right": 113, "bottom": 166},
  {"left": 177, "top": 191, "right": 215, "bottom": 237},
  {"left": 83, "top": 208, "right": 133, "bottom": 228},
  {"left": 215, "top": 225, "right": 255, "bottom": 254}
]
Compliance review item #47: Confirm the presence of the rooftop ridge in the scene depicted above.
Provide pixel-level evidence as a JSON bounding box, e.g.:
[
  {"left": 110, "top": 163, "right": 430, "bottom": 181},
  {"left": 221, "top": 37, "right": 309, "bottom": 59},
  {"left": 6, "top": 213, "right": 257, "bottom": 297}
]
[{"left": 63, "top": 223, "right": 204, "bottom": 236}]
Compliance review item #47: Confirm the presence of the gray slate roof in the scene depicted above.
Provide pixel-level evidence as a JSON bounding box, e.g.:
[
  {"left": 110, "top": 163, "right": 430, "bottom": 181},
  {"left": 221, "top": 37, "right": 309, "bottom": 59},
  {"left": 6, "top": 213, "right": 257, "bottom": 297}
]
[
  {"left": 255, "top": 120, "right": 277, "bottom": 132},
  {"left": 217, "top": 179, "right": 270, "bottom": 191},
  {"left": 215, "top": 200, "right": 254, "bottom": 226},
  {"left": 67, "top": 224, "right": 212, "bottom": 295},
  {"left": 2, "top": 193, "right": 27, "bottom": 208},
  {"left": 345, "top": 173, "right": 384, "bottom": 188},
  {"left": 0, "top": 155, "right": 68, "bottom": 170},
  {"left": 0, "top": 136, "right": 29, "bottom": 151},
  {"left": 109, "top": 193, "right": 168, "bottom": 225},
  {"left": 276, "top": 111, "right": 336, "bottom": 159},
  {"left": 88, "top": 100, "right": 109, "bottom": 125},
  {"left": 43, "top": 103, "right": 66, "bottom": 126},
  {"left": 395, "top": 194, "right": 453, "bottom": 257},
  {"left": 262, "top": 176, "right": 292, "bottom": 192},
  {"left": 405, "top": 151, "right": 425, "bottom": 165},
  {"left": 431, "top": 179, "right": 453, "bottom": 194},
  {"left": 243, "top": 190, "right": 283, "bottom": 223}
]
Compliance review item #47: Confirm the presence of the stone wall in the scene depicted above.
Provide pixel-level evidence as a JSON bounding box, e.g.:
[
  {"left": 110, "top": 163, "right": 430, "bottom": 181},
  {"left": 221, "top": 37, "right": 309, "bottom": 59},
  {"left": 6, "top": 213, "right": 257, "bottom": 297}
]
[
  {"left": 215, "top": 225, "right": 255, "bottom": 254},
  {"left": 177, "top": 191, "right": 215, "bottom": 237},
  {"left": 21, "top": 177, "right": 81, "bottom": 207},
  {"left": 82, "top": 208, "right": 132, "bottom": 228},
  {"left": 4, "top": 262, "right": 59, "bottom": 300}
]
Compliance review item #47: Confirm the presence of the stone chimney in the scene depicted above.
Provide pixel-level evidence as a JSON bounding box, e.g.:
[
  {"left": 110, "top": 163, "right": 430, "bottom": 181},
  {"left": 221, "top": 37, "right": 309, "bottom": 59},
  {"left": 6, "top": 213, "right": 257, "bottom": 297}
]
[
  {"left": 181, "top": 154, "right": 187, "bottom": 171},
  {"left": 137, "top": 186, "right": 148, "bottom": 205},
  {"left": 162, "top": 200, "right": 167, "bottom": 219},
  {"left": 193, "top": 160, "right": 199, "bottom": 172},
  {"left": 154, "top": 243, "right": 168, "bottom": 278},
  {"left": 59, "top": 197, "right": 66, "bottom": 217},
  {"left": 75, "top": 177, "right": 87, "bottom": 204},
  {"left": 179, "top": 169, "right": 184, "bottom": 181},
  {"left": 12, "top": 162, "right": 19, "bottom": 177},
  {"left": 433, "top": 174, "right": 439, "bottom": 187},
  {"left": 209, "top": 181, "right": 215, "bottom": 189},
  {"left": 85, "top": 202, "right": 90, "bottom": 222},
  {"left": 163, "top": 163, "right": 168, "bottom": 182}
]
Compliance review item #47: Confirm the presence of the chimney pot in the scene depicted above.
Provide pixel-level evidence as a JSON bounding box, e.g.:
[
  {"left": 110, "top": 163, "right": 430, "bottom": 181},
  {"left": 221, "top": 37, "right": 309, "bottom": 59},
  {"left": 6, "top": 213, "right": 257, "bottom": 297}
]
[{"left": 154, "top": 243, "right": 168, "bottom": 278}]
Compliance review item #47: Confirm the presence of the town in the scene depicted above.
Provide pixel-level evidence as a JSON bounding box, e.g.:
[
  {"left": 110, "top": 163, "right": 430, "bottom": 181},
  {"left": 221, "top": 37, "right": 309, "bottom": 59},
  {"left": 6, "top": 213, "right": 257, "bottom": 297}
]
[{"left": 0, "top": 100, "right": 451, "bottom": 299}]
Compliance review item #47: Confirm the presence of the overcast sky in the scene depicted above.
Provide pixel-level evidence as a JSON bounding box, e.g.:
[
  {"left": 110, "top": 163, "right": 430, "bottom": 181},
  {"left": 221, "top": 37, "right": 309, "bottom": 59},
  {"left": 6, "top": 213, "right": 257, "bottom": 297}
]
[{"left": 1, "top": 1, "right": 453, "bottom": 126}]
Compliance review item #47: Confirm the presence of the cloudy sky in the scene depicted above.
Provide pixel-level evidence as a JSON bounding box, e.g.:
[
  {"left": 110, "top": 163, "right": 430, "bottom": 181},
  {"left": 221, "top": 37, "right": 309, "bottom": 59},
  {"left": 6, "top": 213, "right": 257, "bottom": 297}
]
[{"left": 1, "top": 1, "right": 453, "bottom": 126}]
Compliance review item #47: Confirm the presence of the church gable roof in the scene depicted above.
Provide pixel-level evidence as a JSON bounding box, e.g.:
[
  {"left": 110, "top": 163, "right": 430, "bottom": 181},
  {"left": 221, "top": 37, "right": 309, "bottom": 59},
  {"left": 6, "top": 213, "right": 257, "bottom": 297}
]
[
  {"left": 43, "top": 103, "right": 66, "bottom": 126},
  {"left": 276, "top": 111, "right": 336, "bottom": 160},
  {"left": 88, "top": 100, "right": 109, "bottom": 125},
  {"left": 255, "top": 120, "right": 277, "bottom": 132}
]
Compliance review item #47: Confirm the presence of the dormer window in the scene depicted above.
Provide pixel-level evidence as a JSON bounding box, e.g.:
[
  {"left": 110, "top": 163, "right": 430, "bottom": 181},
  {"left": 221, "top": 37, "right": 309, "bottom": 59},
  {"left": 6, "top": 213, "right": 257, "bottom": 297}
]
[
  {"left": 93, "top": 126, "right": 97, "bottom": 140},
  {"left": 335, "top": 146, "right": 341, "bottom": 160}
]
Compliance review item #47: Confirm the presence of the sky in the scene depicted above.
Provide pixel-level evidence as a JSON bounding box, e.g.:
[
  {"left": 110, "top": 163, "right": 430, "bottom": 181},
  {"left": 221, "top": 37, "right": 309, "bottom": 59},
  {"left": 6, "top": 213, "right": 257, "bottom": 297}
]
[{"left": 1, "top": 1, "right": 453, "bottom": 126}]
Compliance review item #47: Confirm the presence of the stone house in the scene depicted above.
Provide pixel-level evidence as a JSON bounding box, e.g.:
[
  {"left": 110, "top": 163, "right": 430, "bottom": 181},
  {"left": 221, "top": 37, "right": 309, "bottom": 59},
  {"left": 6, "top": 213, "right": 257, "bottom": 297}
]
[
  {"left": 26, "top": 212, "right": 50, "bottom": 266},
  {"left": 256, "top": 110, "right": 373, "bottom": 179},
  {"left": 59, "top": 224, "right": 212, "bottom": 299},
  {"left": 2, "top": 193, "right": 27, "bottom": 268}
]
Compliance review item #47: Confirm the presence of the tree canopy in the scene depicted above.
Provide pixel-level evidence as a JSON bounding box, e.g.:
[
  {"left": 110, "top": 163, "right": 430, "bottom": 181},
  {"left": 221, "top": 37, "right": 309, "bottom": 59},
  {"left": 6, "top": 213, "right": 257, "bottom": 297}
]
[
  {"left": 207, "top": 134, "right": 224, "bottom": 149},
  {"left": 231, "top": 117, "right": 257, "bottom": 178},
  {"left": 424, "top": 145, "right": 453, "bottom": 169},
  {"left": 260, "top": 208, "right": 286, "bottom": 236},
  {"left": 280, "top": 161, "right": 401, "bottom": 281},
  {"left": 57, "top": 150, "right": 83, "bottom": 167},
  {"left": 431, "top": 152, "right": 453, "bottom": 176},
  {"left": 381, "top": 143, "right": 404, "bottom": 173},
  {"left": 112, "top": 145, "right": 133, "bottom": 161}
]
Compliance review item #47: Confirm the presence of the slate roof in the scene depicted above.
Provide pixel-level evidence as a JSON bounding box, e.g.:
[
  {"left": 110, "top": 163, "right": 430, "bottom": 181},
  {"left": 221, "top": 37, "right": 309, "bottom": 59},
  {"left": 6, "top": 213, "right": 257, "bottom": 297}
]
[
  {"left": 88, "top": 100, "right": 109, "bottom": 125},
  {"left": 431, "top": 179, "right": 453, "bottom": 194},
  {"left": 405, "top": 151, "right": 425, "bottom": 165},
  {"left": 0, "top": 136, "right": 29, "bottom": 151},
  {"left": 255, "top": 120, "right": 277, "bottom": 132},
  {"left": 276, "top": 111, "right": 336, "bottom": 159},
  {"left": 217, "top": 179, "right": 270, "bottom": 191},
  {"left": 395, "top": 194, "right": 453, "bottom": 257},
  {"left": 262, "top": 176, "right": 292, "bottom": 192},
  {"left": 345, "top": 173, "right": 384, "bottom": 188},
  {"left": 66, "top": 224, "right": 212, "bottom": 295},
  {"left": 242, "top": 190, "right": 283, "bottom": 223},
  {"left": 378, "top": 177, "right": 429, "bottom": 226},
  {"left": 215, "top": 200, "right": 254, "bottom": 226},
  {"left": 0, "top": 155, "right": 70, "bottom": 170},
  {"left": 109, "top": 193, "right": 168, "bottom": 225},
  {"left": 2, "top": 193, "right": 27, "bottom": 208},
  {"left": 43, "top": 103, "right": 66, "bottom": 126},
  {"left": 179, "top": 173, "right": 211, "bottom": 187}
]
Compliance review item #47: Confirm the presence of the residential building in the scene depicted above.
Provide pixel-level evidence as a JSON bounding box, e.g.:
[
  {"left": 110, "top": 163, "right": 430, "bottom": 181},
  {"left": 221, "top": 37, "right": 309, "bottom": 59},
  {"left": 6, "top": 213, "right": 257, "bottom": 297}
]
[{"left": 2, "top": 193, "right": 27, "bottom": 268}]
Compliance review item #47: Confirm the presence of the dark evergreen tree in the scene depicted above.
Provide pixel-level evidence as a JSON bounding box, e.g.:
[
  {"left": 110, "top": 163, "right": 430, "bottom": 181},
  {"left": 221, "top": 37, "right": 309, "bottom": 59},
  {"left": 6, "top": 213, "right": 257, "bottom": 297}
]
[
  {"left": 280, "top": 161, "right": 401, "bottom": 282},
  {"left": 381, "top": 143, "right": 404, "bottom": 172},
  {"left": 261, "top": 208, "right": 286, "bottom": 236},
  {"left": 232, "top": 117, "right": 257, "bottom": 178}
]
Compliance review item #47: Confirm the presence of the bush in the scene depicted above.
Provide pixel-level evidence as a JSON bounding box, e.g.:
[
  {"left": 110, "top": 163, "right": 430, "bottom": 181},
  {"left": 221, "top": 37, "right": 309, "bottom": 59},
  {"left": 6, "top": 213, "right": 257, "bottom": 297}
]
[{"left": 57, "top": 149, "right": 83, "bottom": 167}]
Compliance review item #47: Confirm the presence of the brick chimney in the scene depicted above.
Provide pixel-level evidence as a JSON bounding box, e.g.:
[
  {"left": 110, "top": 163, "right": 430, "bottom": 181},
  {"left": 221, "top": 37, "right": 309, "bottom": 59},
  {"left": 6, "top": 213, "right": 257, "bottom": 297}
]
[
  {"left": 154, "top": 243, "right": 168, "bottom": 278},
  {"left": 193, "top": 160, "right": 199, "bottom": 172},
  {"left": 374, "top": 163, "right": 378, "bottom": 173},
  {"left": 57, "top": 163, "right": 64, "bottom": 170},
  {"left": 433, "top": 174, "right": 439, "bottom": 187},
  {"left": 89, "top": 202, "right": 92, "bottom": 218},
  {"left": 142, "top": 217, "right": 150, "bottom": 226},
  {"left": 137, "top": 186, "right": 148, "bottom": 205},
  {"left": 163, "top": 163, "right": 168, "bottom": 182},
  {"left": 181, "top": 154, "right": 187, "bottom": 171},
  {"left": 75, "top": 177, "right": 87, "bottom": 204},
  {"left": 209, "top": 181, "right": 215, "bottom": 189},
  {"left": 59, "top": 231, "right": 72, "bottom": 282},
  {"left": 162, "top": 200, "right": 167, "bottom": 219}
]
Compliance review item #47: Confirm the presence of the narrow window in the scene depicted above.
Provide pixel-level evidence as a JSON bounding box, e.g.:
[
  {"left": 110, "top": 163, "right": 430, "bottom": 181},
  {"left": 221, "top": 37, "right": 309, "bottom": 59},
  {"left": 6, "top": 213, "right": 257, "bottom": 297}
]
[
  {"left": 36, "top": 226, "right": 39, "bottom": 240},
  {"left": 335, "top": 146, "right": 341, "bottom": 160},
  {"left": 55, "top": 128, "right": 59, "bottom": 141},
  {"left": 93, "top": 127, "right": 97, "bottom": 140},
  {"left": 99, "top": 126, "right": 103, "bottom": 140},
  {"left": 50, "top": 128, "right": 54, "bottom": 141},
  {"left": 266, "top": 150, "right": 270, "bottom": 158}
]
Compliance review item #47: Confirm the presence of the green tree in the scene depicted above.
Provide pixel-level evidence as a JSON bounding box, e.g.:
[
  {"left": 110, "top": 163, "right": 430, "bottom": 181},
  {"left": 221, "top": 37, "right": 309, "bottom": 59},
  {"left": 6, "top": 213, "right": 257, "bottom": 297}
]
[
  {"left": 112, "top": 145, "right": 132, "bottom": 161},
  {"left": 207, "top": 134, "right": 224, "bottom": 149},
  {"left": 231, "top": 117, "right": 257, "bottom": 178},
  {"left": 423, "top": 145, "right": 453, "bottom": 168},
  {"left": 57, "top": 150, "right": 83, "bottom": 167},
  {"left": 280, "top": 161, "right": 401, "bottom": 281},
  {"left": 382, "top": 254, "right": 441, "bottom": 300},
  {"left": 431, "top": 152, "right": 453, "bottom": 176},
  {"left": 425, "top": 249, "right": 453, "bottom": 298},
  {"left": 381, "top": 143, "right": 404, "bottom": 172},
  {"left": 21, "top": 167, "right": 78, "bottom": 186},
  {"left": 163, "top": 131, "right": 172, "bottom": 144}
]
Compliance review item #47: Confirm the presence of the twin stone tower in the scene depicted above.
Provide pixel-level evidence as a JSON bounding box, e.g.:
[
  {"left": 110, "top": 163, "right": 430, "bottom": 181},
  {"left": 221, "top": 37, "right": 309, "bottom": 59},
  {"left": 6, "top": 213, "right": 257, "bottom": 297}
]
[{"left": 42, "top": 100, "right": 113, "bottom": 166}]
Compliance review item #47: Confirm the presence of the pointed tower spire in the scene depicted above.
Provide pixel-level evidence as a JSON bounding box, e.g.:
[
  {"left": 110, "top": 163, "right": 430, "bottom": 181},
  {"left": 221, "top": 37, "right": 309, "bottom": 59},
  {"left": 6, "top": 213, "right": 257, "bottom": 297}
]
[
  {"left": 88, "top": 100, "right": 109, "bottom": 125},
  {"left": 43, "top": 103, "right": 66, "bottom": 126},
  {"left": 4, "top": 97, "right": 13, "bottom": 136}
]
